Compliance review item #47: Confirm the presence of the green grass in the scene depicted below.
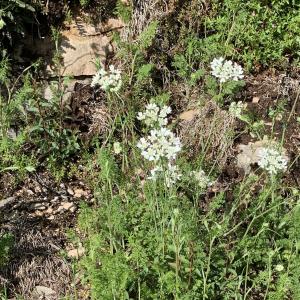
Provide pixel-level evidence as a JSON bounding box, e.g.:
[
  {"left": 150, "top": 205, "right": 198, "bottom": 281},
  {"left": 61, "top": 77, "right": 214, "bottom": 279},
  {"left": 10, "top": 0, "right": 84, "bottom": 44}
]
[{"left": 1, "top": 0, "right": 300, "bottom": 299}]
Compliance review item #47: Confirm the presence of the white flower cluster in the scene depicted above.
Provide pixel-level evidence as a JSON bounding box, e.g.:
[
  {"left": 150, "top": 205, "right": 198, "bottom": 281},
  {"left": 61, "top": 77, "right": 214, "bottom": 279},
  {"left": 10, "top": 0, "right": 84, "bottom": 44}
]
[
  {"left": 137, "top": 127, "right": 182, "bottom": 162},
  {"left": 148, "top": 164, "right": 182, "bottom": 187},
  {"left": 137, "top": 104, "right": 182, "bottom": 187},
  {"left": 257, "top": 147, "right": 288, "bottom": 175},
  {"left": 191, "top": 169, "right": 214, "bottom": 190},
  {"left": 137, "top": 103, "right": 171, "bottom": 127},
  {"left": 229, "top": 101, "right": 247, "bottom": 118},
  {"left": 91, "top": 65, "right": 122, "bottom": 92},
  {"left": 211, "top": 57, "right": 244, "bottom": 83}
]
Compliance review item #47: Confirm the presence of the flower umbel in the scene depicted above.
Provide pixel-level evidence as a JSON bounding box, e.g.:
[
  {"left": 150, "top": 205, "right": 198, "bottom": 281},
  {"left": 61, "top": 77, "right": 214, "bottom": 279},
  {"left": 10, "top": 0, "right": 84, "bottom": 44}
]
[
  {"left": 257, "top": 147, "right": 288, "bottom": 175},
  {"left": 211, "top": 57, "right": 244, "bottom": 83},
  {"left": 91, "top": 65, "right": 122, "bottom": 92},
  {"left": 229, "top": 101, "right": 247, "bottom": 119},
  {"left": 191, "top": 169, "right": 214, "bottom": 190},
  {"left": 137, "top": 104, "right": 182, "bottom": 187},
  {"left": 137, "top": 103, "right": 172, "bottom": 127},
  {"left": 137, "top": 128, "right": 182, "bottom": 162},
  {"left": 148, "top": 163, "right": 182, "bottom": 187}
]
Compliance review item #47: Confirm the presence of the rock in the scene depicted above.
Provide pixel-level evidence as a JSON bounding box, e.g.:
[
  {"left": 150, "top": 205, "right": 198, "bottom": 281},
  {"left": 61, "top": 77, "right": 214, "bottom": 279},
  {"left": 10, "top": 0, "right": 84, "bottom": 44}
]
[
  {"left": 46, "top": 20, "right": 113, "bottom": 77},
  {"left": 45, "top": 207, "right": 53, "bottom": 214},
  {"left": 69, "top": 206, "right": 76, "bottom": 213},
  {"left": 43, "top": 78, "right": 91, "bottom": 102},
  {"left": 67, "top": 187, "right": 74, "bottom": 195},
  {"left": 63, "top": 202, "right": 74, "bottom": 210},
  {"left": 56, "top": 202, "right": 75, "bottom": 213},
  {"left": 51, "top": 196, "right": 60, "bottom": 203},
  {"left": 30, "top": 203, "right": 46, "bottom": 210},
  {"left": 7, "top": 128, "right": 17, "bottom": 139},
  {"left": 67, "top": 245, "right": 85, "bottom": 259},
  {"left": 252, "top": 96, "right": 260, "bottom": 103},
  {"left": 59, "top": 183, "right": 66, "bottom": 190},
  {"left": 34, "top": 211, "right": 44, "bottom": 217},
  {"left": 34, "top": 185, "right": 42, "bottom": 193},
  {"left": 35, "top": 286, "right": 56, "bottom": 297},
  {"left": 74, "top": 188, "right": 87, "bottom": 198},
  {"left": 101, "top": 18, "right": 125, "bottom": 33},
  {"left": 27, "top": 189, "right": 34, "bottom": 196},
  {"left": 179, "top": 109, "right": 200, "bottom": 121},
  {"left": 0, "top": 197, "right": 16, "bottom": 209}
]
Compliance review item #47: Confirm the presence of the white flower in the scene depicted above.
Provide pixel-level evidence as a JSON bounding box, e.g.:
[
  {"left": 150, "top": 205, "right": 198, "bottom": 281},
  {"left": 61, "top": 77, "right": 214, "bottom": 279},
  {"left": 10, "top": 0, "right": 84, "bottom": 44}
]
[
  {"left": 113, "top": 142, "right": 122, "bottom": 154},
  {"left": 137, "top": 103, "right": 172, "bottom": 128},
  {"left": 211, "top": 57, "right": 244, "bottom": 83},
  {"left": 231, "top": 63, "right": 244, "bottom": 81},
  {"left": 91, "top": 65, "right": 122, "bottom": 92},
  {"left": 148, "top": 165, "right": 163, "bottom": 180},
  {"left": 275, "top": 264, "right": 284, "bottom": 272},
  {"left": 165, "top": 164, "right": 182, "bottom": 187},
  {"left": 191, "top": 169, "right": 214, "bottom": 190},
  {"left": 229, "top": 101, "right": 247, "bottom": 118},
  {"left": 148, "top": 163, "right": 182, "bottom": 187},
  {"left": 137, "top": 128, "right": 182, "bottom": 162},
  {"left": 257, "top": 147, "right": 288, "bottom": 175},
  {"left": 91, "top": 71, "right": 102, "bottom": 88}
]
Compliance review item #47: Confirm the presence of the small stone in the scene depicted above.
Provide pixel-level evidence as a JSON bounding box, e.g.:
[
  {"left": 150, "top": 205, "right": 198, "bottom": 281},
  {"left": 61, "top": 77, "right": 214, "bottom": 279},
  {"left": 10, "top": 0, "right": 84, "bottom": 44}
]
[
  {"left": 47, "top": 215, "right": 55, "bottom": 220},
  {"left": 27, "top": 189, "right": 34, "bottom": 195},
  {"left": 70, "top": 206, "right": 76, "bottom": 213},
  {"left": 30, "top": 203, "right": 46, "bottom": 210},
  {"left": 0, "top": 197, "right": 16, "bottom": 209},
  {"left": 35, "top": 286, "right": 56, "bottom": 297},
  {"left": 67, "top": 188, "right": 74, "bottom": 195},
  {"left": 51, "top": 196, "right": 59, "bottom": 203},
  {"left": 45, "top": 207, "right": 53, "bottom": 214},
  {"left": 34, "top": 186, "right": 42, "bottom": 193},
  {"left": 63, "top": 202, "right": 74, "bottom": 210},
  {"left": 252, "top": 97, "right": 260, "bottom": 103},
  {"left": 67, "top": 245, "right": 85, "bottom": 259},
  {"left": 34, "top": 211, "right": 44, "bottom": 217},
  {"left": 56, "top": 202, "right": 75, "bottom": 213},
  {"left": 74, "top": 188, "right": 87, "bottom": 198}
]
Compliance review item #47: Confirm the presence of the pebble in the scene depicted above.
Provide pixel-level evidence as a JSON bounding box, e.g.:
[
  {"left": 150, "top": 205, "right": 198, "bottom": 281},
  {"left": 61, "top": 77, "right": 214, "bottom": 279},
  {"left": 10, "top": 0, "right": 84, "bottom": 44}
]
[
  {"left": 51, "top": 196, "right": 59, "bottom": 203},
  {"left": 27, "top": 189, "right": 34, "bottom": 195},
  {"left": 67, "top": 187, "right": 74, "bottom": 195},
  {"left": 30, "top": 203, "right": 47, "bottom": 210},
  {"left": 0, "top": 197, "right": 16, "bottom": 209}
]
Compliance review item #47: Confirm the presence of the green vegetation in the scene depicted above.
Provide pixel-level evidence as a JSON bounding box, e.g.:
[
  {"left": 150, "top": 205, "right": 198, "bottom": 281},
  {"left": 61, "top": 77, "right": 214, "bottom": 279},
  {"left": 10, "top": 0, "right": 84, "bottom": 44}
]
[{"left": 1, "top": 0, "right": 300, "bottom": 298}]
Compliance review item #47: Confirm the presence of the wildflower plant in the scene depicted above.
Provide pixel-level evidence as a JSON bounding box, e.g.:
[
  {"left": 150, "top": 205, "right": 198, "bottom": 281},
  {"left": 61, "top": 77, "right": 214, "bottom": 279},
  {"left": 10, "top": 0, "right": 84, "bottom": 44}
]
[
  {"left": 137, "top": 127, "right": 182, "bottom": 162},
  {"left": 137, "top": 103, "right": 171, "bottom": 127},
  {"left": 191, "top": 169, "right": 214, "bottom": 190},
  {"left": 257, "top": 147, "right": 288, "bottom": 175},
  {"left": 229, "top": 101, "right": 247, "bottom": 120},
  {"left": 211, "top": 57, "right": 244, "bottom": 83},
  {"left": 207, "top": 57, "right": 245, "bottom": 104},
  {"left": 137, "top": 104, "right": 182, "bottom": 187},
  {"left": 91, "top": 65, "right": 122, "bottom": 92}
]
